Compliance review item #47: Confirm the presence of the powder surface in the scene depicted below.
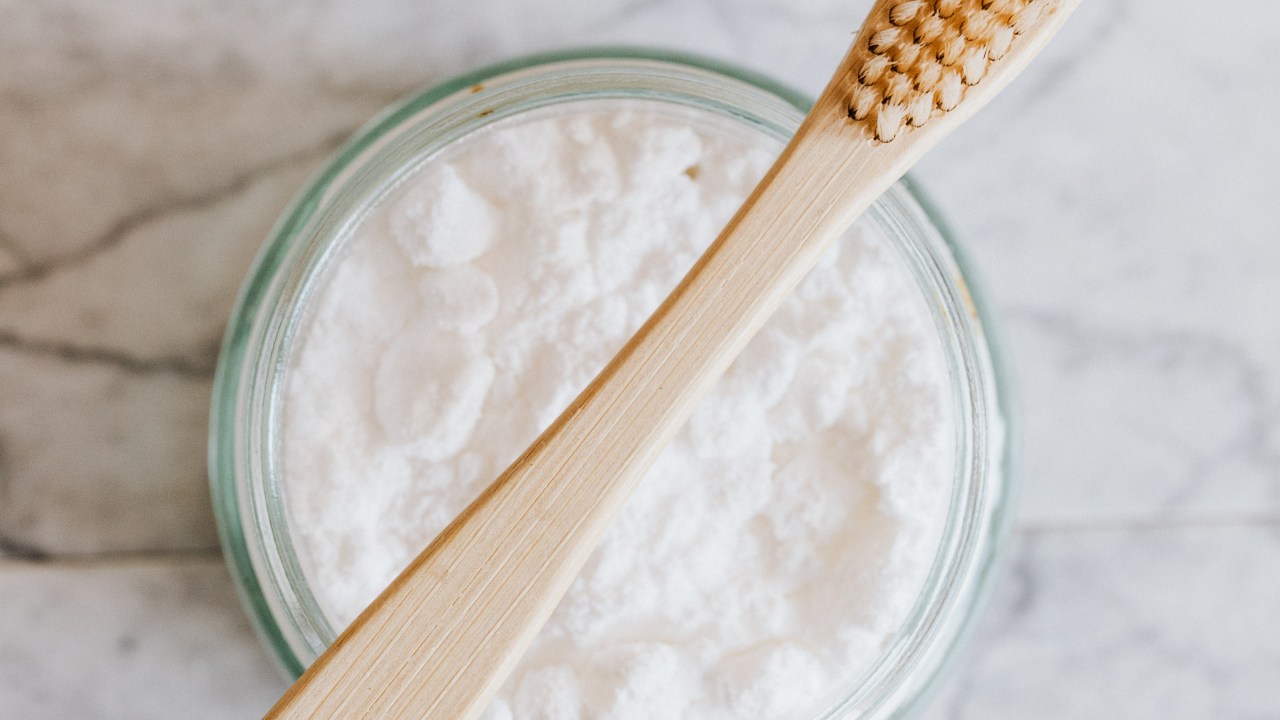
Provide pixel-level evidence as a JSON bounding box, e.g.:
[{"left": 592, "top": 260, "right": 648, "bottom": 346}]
[{"left": 282, "top": 102, "right": 955, "bottom": 720}]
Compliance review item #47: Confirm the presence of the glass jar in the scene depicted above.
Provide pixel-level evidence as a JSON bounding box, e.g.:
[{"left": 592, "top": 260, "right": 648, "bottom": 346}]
[{"left": 209, "top": 48, "right": 1011, "bottom": 719}]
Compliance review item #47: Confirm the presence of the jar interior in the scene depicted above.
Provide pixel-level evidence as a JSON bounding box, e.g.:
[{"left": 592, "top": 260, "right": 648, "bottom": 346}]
[{"left": 274, "top": 97, "right": 962, "bottom": 720}]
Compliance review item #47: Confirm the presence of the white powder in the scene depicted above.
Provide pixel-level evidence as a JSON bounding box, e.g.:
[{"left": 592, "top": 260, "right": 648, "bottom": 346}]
[{"left": 282, "top": 102, "right": 955, "bottom": 720}]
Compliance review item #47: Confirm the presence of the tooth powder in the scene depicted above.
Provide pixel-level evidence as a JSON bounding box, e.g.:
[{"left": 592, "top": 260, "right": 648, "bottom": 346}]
[{"left": 282, "top": 102, "right": 955, "bottom": 720}]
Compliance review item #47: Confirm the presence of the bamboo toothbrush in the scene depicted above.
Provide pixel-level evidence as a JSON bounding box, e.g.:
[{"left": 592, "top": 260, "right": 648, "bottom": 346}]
[{"left": 268, "top": 1, "right": 1079, "bottom": 717}]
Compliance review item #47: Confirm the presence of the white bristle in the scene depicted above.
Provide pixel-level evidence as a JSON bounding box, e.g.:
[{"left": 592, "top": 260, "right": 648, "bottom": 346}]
[
  {"left": 876, "top": 103, "right": 907, "bottom": 141},
  {"left": 890, "top": 0, "right": 925, "bottom": 25}
]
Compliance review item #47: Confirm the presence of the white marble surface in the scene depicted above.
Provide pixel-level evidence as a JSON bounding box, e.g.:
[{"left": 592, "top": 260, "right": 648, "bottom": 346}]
[{"left": 1, "top": 0, "right": 1277, "bottom": 717}]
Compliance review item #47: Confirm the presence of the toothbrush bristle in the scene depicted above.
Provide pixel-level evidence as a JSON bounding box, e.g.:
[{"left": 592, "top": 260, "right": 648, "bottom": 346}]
[{"left": 845, "top": 0, "right": 1048, "bottom": 142}]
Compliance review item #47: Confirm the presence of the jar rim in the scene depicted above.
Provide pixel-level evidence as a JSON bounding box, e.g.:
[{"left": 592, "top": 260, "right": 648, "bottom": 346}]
[{"left": 209, "top": 47, "right": 1012, "bottom": 719}]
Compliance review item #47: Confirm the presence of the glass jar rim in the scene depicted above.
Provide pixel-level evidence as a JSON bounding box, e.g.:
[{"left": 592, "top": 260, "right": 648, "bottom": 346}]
[{"left": 209, "top": 47, "right": 1012, "bottom": 720}]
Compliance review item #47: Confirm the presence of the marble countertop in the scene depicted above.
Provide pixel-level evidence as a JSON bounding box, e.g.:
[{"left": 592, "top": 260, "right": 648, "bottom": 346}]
[{"left": 2, "top": 1, "right": 1278, "bottom": 717}]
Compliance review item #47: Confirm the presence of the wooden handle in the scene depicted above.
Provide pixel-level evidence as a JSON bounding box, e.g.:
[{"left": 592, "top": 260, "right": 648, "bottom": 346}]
[{"left": 266, "top": 2, "right": 1078, "bottom": 718}]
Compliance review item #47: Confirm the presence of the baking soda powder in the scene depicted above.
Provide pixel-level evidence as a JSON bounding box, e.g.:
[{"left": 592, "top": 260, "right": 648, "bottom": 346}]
[{"left": 283, "top": 103, "right": 955, "bottom": 719}]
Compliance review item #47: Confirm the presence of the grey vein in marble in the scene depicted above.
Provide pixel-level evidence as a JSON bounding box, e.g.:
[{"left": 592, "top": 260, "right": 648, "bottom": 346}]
[
  {"left": 0, "top": 349, "right": 217, "bottom": 554},
  {"left": 1009, "top": 311, "right": 1280, "bottom": 525},
  {"left": 0, "top": 558, "right": 287, "bottom": 720},
  {"left": 921, "top": 527, "right": 1280, "bottom": 719}
]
